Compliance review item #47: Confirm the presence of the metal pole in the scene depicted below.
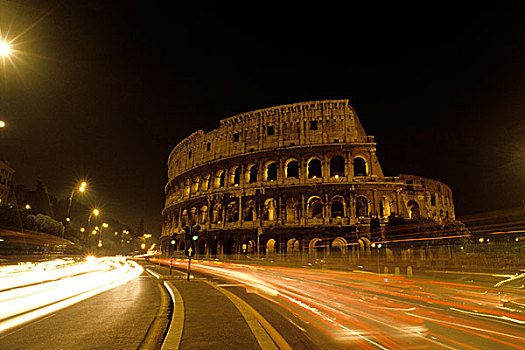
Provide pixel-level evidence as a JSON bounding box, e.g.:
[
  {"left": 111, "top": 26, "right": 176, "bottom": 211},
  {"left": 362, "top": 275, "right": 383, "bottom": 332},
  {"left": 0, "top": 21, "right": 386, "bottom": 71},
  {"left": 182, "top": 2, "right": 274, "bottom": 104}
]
[
  {"left": 169, "top": 258, "right": 172, "bottom": 275},
  {"left": 187, "top": 257, "right": 191, "bottom": 281}
]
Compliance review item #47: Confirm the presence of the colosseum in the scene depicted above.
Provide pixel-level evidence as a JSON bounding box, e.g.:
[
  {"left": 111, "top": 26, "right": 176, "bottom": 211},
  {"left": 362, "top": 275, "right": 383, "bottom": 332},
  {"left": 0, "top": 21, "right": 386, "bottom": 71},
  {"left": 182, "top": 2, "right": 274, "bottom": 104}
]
[{"left": 160, "top": 100, "right": 455, "bottom": 259}]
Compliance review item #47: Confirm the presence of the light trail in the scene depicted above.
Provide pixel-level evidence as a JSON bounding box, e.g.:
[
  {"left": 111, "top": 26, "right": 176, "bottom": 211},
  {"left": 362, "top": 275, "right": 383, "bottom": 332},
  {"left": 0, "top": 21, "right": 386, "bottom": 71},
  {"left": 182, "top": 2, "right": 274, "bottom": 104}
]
[
  {"left": 0, "top": 257, "right": 143, "bottom": 333},
  {"left": 152, "top": 258, "right": 525, "bottom": 349}
]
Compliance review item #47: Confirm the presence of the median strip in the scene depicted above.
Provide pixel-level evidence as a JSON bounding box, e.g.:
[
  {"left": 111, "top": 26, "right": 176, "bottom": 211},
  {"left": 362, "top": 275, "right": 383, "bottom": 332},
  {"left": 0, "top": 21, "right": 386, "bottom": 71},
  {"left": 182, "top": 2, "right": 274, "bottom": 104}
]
[{"left": 206, "top": 280, "right": 292, "bottom": 350}]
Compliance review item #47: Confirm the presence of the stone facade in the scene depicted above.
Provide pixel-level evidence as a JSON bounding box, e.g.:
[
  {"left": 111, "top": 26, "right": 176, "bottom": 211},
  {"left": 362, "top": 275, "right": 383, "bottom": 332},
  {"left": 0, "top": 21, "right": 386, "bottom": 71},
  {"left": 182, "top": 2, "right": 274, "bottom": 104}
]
[{"left": 161, "top": 100, "right": 455, "bottom": 257}]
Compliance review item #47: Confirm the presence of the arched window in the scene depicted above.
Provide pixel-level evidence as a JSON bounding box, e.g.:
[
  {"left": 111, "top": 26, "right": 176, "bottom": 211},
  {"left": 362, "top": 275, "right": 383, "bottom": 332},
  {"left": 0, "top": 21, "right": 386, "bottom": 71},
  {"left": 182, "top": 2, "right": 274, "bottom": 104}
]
[
  {"left": 285, "top": 198, "right": 299, "bottom": 221},
  {"left": 331, "top": 200, "right": 344, "bottom": 218},
  {"left": 214, "top": 170, "right": 225, "bottom": 188},
  {"left": 200, "top": 205, "right": 208, "bottom": 224},
  {"left": 264, "top": 198, "right": 277, "bottom": 221},
  {"left": 189, "top": 207, "right": 197, "bottom": 225},
  {"left": 244, "top": 200, "right": 256, "bottom": 221},
  {"left": 286, "top": 160, "right": 299, "bottom": 178},
  {"left": 226, "top": 201, "right": 239, "bottom": 222},
  {"left": 211, "top": 203, "right": 222, "bottom": 224},
  {"left": 230, "top": 167, "right": 241, "bottom": 186},
  {"left": 353, "top": 157, "right": 367, "bottom": 176},
  {"left": 202, "top": 174, "right": 210, "bottom": 191},
  {"left": 182, "top": 209, "right": 188, "bottom": 226},
  {"left": 307, "top": 159, "right": 322, "bottom": 178},
  {"left": 248, "top": 165, "right": 258, "bottom": 183},
  {"left": 407, "top": 200, "right": 420, "bottom": 219},
  {"left": 330, "top": 156, "right": 345, "bottom": 177},
  {"left": 356, "top": 196, "right": 369, "bottom": 218},
  {"left": 266, "top": 162, "right": 278, "bottom": 181},
  {"left": 192, "top": 176, "right": 200, "bottom": 193},
  {"left": 379, "top": 197, "right": 392, "bottom": 218},
  {"left": 308, "top": 197, "right": 323, "bottom": 219}
]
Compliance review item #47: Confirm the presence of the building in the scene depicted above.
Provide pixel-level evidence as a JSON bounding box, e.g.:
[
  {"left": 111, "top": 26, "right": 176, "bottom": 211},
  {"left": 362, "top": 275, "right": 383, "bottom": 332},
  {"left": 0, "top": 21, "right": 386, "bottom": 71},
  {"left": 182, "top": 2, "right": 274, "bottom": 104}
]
[
  {"left": 161, "top": 100, "right": 455, "bottom": 258},
  {"left": 0, "top": 160, "right": 14, "bottom": 206}
]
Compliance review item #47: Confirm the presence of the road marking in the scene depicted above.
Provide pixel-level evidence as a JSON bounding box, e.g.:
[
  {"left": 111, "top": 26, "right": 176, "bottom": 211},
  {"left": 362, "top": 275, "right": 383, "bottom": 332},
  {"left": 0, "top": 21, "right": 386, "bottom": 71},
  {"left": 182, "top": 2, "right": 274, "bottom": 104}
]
[
  {"left": 206, "top": 280, "right": 292, "bottom": 350},
  {"left": 450, "top": 307, "right": 525, "bottom": 325},
  {"left": 138, "top": 284, "right": 170, "bottom": 350},
  {"left": 146, "top": 268, "right": 161, "bottom": 279},
  {"left": 161, "top": 281, "right": 184, "bottom": 350}
]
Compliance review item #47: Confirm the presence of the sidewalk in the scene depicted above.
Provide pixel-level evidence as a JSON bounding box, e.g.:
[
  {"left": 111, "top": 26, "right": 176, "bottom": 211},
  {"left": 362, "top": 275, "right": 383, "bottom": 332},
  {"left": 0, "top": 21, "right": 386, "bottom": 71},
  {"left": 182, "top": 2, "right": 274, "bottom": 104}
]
[{"left": 142, "top": 262, "right": 285, "bottom": 350}]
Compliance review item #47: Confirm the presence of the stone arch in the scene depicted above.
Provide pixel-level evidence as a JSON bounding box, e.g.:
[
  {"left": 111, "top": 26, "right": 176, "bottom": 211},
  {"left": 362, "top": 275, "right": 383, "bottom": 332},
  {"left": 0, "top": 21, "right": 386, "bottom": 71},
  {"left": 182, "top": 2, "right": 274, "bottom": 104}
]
[
  {"left": 358, "top": 237, "right": 371, "bottom": 255},
  {"left": 286, "top": 238, "right": 300, "bottom": 255},
  {"left": 189, "top": 207, "right": 198, "bottom": 225},
  {"left": 307, "top": 196, "right": 323, "bottom": 219},
  {"left": 244, "top": 200, "right": 257, "bottom": 221},
  {"left": 265, "top": 161, "right": 278, "bottom": 181},
  {"left": 263, "top": 198, "right": 277, "bottom": 221},
  {"left": 214, "top": 170, "right": 225, "bottom": 188},
  {"left": 266, "top": 238, "right": 277, "bottom": 257},
  {"left": 223, "top": 239, "right": 236, "bottom": 255},
  {"left": 200, "top": 205, "right": 208, "bottom": 224},
  {"left": 308, "top": 238, "right": 324, "bottom": 258},
  {"left": 330, "top": 155, "right": 345, "bottom": 177},
  {"left": 307, "top": 158, "right": 322, "bottom": 178},
  {"left": 226, "top": 200, "right": 239, "bottom": 222},
  {"left": 285, "top": 158, "right": 299, "bottom": 178},
  {"left": 407, "top": 200, "right": 420, "bottom": 219},
  {"left": 246, "top": 164, "right": 258, "bottom": 184},
  {"left": 202, "top": 174, "right": 211, "bottom": 191},
  {"left": 211, "top": 203, "right": 222, "bottom": 224},
  {"left": 191, "top": 176, "right": 200, "bottom": 193},
  {"left": 230, "top": 166, "right": 241, "bottom": 186},
  {"left": 181, "top": 209, "right": 188, "bottom": 226},
  {"left": 356, "top": 196, "right": 369, "bottom": 218},
  {"left": 330, "top": 195, "right": 345, "bottom": 218},
  {"left": 379, "top": 196, "right": 392, "bottom": 218},
  {"left": 353, "top": 157, "right": 368, "bottom": 176},
  {"left": 331, "top": 237, "right": 347, "bottom": 256},
  {"left": 184, "top": 178, "right": 191, "bottom": 196},
  {"left": 242, "top": 239, "right": 256, "bottom": 254},
  {"left": 285, "top": 197, "right": 300, "bottom": 221}
]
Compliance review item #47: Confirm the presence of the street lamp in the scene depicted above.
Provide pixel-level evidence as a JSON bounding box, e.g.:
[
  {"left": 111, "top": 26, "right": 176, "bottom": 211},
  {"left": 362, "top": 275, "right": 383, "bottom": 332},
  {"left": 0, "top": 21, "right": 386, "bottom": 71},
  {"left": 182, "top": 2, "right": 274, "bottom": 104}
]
[
  {"left": 66, "top": 181, "right": 88, "bottom": 222},
  {"left": 0, "top": 42, "right": 11, "bottom": 57}
]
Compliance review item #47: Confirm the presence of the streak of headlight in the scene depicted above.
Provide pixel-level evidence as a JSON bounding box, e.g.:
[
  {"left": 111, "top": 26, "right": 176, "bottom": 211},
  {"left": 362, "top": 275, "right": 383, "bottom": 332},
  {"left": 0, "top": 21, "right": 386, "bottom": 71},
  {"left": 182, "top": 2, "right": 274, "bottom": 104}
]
[{"left": 0, "top": 258, "right": 143, "bottom": 333}]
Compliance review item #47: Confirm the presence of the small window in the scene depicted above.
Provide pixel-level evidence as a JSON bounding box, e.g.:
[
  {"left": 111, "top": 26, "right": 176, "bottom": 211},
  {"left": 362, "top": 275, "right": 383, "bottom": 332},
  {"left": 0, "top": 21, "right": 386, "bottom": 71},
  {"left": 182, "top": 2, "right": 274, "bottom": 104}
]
[
  {"left": 333, "top": 139, "right": 339, "bottom": 143},
  {"left": 431, "top": 194, "right": 436, "bottom": 206},
  {"left": 188, "top": 151, "right": 192, "bottom": 159},
  {"left": 267, "top": 125, "right": 275, "bottom": 135},
  {"left": 310, "top": 121, "right": 318, "bottom": 130},
  {"left": 207, "top": 143, "right": 211, "bottom": 151},
  {"left": 233, "top": 133, "right": 240, "bottom": 142},
  {"left": 249, "top": 148, "right": 255, "bottom": 152}
]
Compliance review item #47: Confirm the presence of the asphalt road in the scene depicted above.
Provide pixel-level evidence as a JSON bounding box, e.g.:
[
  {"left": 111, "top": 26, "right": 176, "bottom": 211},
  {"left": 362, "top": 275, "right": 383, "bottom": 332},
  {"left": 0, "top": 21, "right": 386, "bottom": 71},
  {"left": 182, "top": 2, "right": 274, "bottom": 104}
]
[
  {"left": 0, "top": 272, "right": 164, "bottom": 350},
  {"left": 156, "top": 258, "right": 525, "bottom": 350}
]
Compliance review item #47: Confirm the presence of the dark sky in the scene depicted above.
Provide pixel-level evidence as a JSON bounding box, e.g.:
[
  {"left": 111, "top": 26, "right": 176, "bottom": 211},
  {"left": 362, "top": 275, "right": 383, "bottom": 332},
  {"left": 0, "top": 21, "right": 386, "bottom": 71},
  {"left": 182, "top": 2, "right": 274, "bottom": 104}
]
[{"left": 1, "top": 1, "right": 524, "bottom": 234}]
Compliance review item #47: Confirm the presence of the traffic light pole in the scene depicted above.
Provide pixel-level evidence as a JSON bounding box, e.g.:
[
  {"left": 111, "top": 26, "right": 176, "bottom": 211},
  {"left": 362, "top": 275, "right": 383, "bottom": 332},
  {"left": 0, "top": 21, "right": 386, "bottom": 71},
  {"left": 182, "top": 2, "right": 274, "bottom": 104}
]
[{"left": 187, "top": 257, "right": 191, "bottom": 281}]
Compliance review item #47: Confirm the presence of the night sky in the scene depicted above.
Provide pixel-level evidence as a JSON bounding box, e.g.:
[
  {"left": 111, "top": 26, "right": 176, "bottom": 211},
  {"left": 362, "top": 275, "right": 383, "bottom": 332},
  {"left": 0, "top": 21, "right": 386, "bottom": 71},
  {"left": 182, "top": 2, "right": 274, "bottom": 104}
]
[{"left": 1, "top": 1, "right": 524, "bottom": 235}]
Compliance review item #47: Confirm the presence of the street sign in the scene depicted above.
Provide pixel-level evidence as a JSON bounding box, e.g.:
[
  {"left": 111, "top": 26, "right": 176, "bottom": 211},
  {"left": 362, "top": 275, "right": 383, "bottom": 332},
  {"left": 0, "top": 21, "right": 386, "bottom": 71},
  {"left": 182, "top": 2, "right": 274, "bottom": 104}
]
[{"left": 184, "top": 244, "right": 195, "bottom": 258}]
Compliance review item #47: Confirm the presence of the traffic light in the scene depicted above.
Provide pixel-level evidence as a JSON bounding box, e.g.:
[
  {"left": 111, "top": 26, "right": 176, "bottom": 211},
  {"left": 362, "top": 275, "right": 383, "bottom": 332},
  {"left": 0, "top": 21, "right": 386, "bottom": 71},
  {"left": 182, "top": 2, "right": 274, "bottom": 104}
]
[{"left": 192, "top": 235, "right": 199, "bottom": 241}]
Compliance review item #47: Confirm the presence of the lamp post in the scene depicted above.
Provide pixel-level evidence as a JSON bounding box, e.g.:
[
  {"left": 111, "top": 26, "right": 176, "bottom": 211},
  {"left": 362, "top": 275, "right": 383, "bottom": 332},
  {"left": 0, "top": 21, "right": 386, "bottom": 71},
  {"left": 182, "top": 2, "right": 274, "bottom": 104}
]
[
  {"left": 86, "top": 208, "right": 99, "bottom": 254},
  {"left": 66, "top": 181, "right": 87, "bottom": 223},
  {"left": 97, "top": 222, "right": 108, "bottom": 255},
  {"left": 0, "top": 41, "right": 10, "bottom": 159}
]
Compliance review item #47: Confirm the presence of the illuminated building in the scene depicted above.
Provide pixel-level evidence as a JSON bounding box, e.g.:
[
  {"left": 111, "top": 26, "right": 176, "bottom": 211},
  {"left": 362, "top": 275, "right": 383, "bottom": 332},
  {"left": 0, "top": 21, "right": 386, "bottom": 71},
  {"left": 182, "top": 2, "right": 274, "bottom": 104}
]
[
  {"left": 161, "top": 100, "right": 455, "bottom": 257},
  {"left": 0, "top": 160, "right": 14, "bottom": 206}
]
